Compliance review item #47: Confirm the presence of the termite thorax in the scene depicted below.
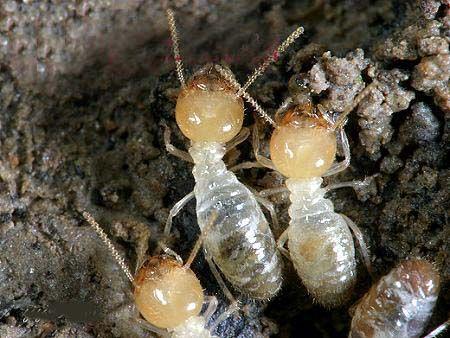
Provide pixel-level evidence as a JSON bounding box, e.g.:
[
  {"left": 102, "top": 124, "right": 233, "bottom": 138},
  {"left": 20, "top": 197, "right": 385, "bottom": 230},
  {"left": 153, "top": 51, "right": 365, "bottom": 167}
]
[{"left": 286, "top": 178, "right": 334, "bottom": 219}]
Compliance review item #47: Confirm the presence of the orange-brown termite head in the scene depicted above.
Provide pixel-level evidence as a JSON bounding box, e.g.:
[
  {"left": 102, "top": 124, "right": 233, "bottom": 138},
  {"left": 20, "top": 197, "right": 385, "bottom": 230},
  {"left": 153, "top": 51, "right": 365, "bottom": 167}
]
[
  {"left": 133, "top": 256, "right": 204, "bottom": 330},
  {"left": 175, "top": 65, "right": 244, "bottom": 143},
  {"left": 270, "top": 103, "right": 337, "bottom": 179}
]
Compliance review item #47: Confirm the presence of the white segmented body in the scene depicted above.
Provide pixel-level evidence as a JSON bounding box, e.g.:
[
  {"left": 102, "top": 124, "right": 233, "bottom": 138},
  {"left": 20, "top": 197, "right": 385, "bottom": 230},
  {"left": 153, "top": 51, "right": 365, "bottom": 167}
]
[
  {"left": 171, "top": 316, "right": 215, "bottom": 338},
  {"left": 286, "top": 177, "right": 356, "bottom": 306},
  {"left": 349, "top": 259, "right": 440, "bottom": 338},
  {"left": 189, "top": 142, "right": 282, "bottom": 299}
]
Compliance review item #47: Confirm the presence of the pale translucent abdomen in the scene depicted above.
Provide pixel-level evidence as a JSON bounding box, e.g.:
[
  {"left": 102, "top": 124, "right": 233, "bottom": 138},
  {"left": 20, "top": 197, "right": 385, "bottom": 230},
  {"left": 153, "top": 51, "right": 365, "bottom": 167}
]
[
  {"left": 194, "top": 164, "right": 282, "bottom": 299},
  {"left": 171, "top": 316, "right": 214, "bottom": 338},
  {"left": 288, "top": 211, "right": 356, "bottom": 306},
  {"left": 286, "top": 178, "right": 356, "bottom": 306},
  {"left": 349, "top": 259, "right": 440, "bottom": 338}
]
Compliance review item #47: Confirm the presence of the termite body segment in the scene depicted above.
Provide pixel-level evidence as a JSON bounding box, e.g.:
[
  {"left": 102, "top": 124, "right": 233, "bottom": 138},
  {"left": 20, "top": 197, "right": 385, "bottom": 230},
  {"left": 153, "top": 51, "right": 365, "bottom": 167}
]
[
  {"left": 247, "top": 94, "right": 373, "bottom": 306},
  {"left": 134, "top": 256, "right": 204, "bottom": 331},
  {"left": 284, "top": 176, "right": 356, "bottom": 306},
  {"left": 272, "top": 108, "right": 356, "bottom": 306},
  {"left": 164, "top": 8, "right": 305, "bottom": 300},
  {"left": 166, "top": 69, "right": 282, "bottom": 299},
  {"left": 349, "top": 259, "right": 440, "bottom": 338},
  {"left": 134, "top": 256, "right": 217, "bottom": 338},
  {"left": 82, "top": 211, "right": 231, "bottom": 338}
]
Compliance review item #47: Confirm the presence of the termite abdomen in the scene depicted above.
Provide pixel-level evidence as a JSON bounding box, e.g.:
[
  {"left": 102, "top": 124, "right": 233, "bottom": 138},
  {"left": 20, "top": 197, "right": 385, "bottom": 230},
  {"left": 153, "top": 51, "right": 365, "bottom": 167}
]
[{"left": 349, "top": 259, "right": 440, "bottom": 338}]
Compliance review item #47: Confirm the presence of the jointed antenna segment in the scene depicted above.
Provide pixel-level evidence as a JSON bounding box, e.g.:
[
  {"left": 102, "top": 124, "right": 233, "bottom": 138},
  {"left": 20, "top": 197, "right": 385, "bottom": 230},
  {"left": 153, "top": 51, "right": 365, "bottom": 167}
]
[
  {"left": 215, "top": 65, "right": 277, "bottom": 127},
  {"left": 82, "top": 211, "right": 134, "bottom": 284},
  {"left": 166, "top": 9, "right": 186, "bottom": 88},
  {"left": 239, "top": 26, "right": 304, "bottom": 94},
  {"left": 333, "top": 80, "right": 379, "bottom": 130}
]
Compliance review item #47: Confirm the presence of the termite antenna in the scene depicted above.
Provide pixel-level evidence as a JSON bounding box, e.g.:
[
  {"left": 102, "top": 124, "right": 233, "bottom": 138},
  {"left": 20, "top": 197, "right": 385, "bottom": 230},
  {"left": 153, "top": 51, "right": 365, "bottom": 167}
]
[
  {"left": 81, "top": 211, "right": 135, "bottom": 284},
  {"left": 166, "top": 8, "right": 186, "bottom": 88},
  {"left": 333, "top": 80, "right": 380, "bottom": 130},
  {"left": 215, "top": 64, "right": 277, "bottom": 127},
  {"left": 239, "top": 26, "right": 304, "bottom": 94}
]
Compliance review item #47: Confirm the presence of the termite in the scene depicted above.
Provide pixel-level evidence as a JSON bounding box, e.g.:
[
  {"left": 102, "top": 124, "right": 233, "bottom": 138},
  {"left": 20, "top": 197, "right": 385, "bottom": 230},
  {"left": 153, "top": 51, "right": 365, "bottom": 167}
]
[
  {"left": 214, "top": 61, "right": 378, "bottom": 307},
  {"left": 81, "top": 210, "right": 238, "bottom": 338},
  {"left": 349, "top": 259, "right": 441, "bottom": 338},
  {"left": 162, "top": 8, "right": 304, "bottom": 300}
]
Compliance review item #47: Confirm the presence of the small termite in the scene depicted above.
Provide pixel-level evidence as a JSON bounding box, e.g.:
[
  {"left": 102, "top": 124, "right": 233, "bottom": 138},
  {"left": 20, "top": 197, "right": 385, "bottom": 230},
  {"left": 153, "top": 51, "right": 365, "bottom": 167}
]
[
  {"left": 214, "top": 64, "right": 378, "bottom": 307},
  {"left": 81, "top": 211, "right": 238, "bottom": 338},
  {"left": 162, "top": 9, "right": 304, "bottom": 300},
  {"left": 349, "top": 259, "right": 441, "bottom": 338}
]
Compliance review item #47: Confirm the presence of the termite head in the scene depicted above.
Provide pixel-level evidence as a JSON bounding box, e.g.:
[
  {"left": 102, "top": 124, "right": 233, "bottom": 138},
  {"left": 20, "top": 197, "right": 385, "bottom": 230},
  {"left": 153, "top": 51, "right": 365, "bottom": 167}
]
[
  {"left": 133, "top": 256, "right": 204, "bottom": 329},
  {"left": 175, "top": 65, "right": 244, "bottom": 143},
  {"left": 270, "top": 102, "right": 337, "bottom": 179}
]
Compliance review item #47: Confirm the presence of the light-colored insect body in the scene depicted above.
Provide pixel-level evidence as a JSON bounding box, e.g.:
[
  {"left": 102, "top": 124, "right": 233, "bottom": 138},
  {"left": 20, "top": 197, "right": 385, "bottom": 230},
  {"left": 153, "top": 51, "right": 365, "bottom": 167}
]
[
  {"left": 349, "top": 259, "right": 440, "bottom": 338},
  {"left": 171, "top": 316, "right": 212, "bottom": 338},
  {"left": 163, "top": 9, "right": 304, "bottom": 300},
  {"left": 286, "top": 177, "right": 356, "bottom": 306},
  {"left": 165, "top": 69, "right": 283, "bottom": 299},
  {"left": 82, "top": 211, "right": 235, "bottom": 338},
  {"left": 133, "top": 256, "right": 204, "bottom": 330},
  {"left": 190, "top": 141, "right": 282, "bottom": 298},
  {"left": 264, "top": 107, "right": 366, "bottom": 306},
  {"left": 227, "top": 84, "right": 378, "bottom": 307}
]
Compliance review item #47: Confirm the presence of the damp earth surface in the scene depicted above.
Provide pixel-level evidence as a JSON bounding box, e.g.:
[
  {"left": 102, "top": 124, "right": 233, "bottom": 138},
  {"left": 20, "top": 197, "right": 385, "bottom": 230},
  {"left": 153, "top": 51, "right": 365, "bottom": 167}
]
[{"left": 0, "top": 0, "right": 448, "bottom": 337}]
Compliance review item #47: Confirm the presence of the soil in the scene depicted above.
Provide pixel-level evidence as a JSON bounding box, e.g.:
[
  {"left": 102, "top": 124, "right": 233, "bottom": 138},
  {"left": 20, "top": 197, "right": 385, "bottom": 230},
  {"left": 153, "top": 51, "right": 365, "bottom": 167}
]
[{"left": 0, "top": 0, "right": 448, "bottom": 337}]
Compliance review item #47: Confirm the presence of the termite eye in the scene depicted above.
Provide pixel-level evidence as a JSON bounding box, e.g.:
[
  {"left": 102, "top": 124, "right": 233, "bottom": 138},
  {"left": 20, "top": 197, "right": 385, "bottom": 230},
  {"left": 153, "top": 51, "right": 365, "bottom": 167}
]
[
  {"left": 175, "top": 69, "right": 244, "bottom": 143},
  {"left": 133, "top": 256, "right": 204, "bottom": 329},
  {"left": 270, "top": 108, "right": 337, "bottom": 179}
]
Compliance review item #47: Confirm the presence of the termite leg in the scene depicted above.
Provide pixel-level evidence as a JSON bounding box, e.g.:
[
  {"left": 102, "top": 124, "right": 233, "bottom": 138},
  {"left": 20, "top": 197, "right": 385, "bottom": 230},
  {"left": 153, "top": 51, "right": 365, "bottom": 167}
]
[
  {"left": 259, "top": 186, "right": 289, "bottom": 198},
  {"left": 323, "top": 129, "right": 350, "bottom": 177},
  {"left": 276, "top": 228, "right": 292, "bottom": 261},
  {"left": 184, "top": 211, "right": 218, "bottom": 269},
  {"left": 228, "top": 125, "right": 270, "bottom": 171},
  {"left": 135, "top": 317, "right": 169, "bottom": 337},
  {"left": 324, "top": 177, "right": 372, "bottom": 193},
  {"left": 253, "top": 124, "right": 276, "bottom": 170},
  {"left": 340, "top": 214, "right": 373, "bottom": 278},
  {"left": 423, "top": 317, "right": 450, "bottom": 338},
  {"left": 203, "top": 296, "right": 219, "bottom": 323},
  {"left": 225, "top": 127, "right": 250, "bottom": 153},
  {"left": 255, "top": 194, "right": 279, "bottom": 230},
  {"left": 163, "top": 191, "right": 195, "bottom": 238},
  {"left": 208, "top": 301, "right": 240, "bottom": 332},
  {"left": 159, "top": 242, "right": 184, "bottom": 265},
  {"left": 203, "top": 247, "right": 238, "bottom": 307},
  {"left": 164, "top": 125, "right": 194, "bottom": 163},
  {"left": 317, "top": 104, "right": 335, "bottom": 125},
  {"left": 229, "top": 161, "right": 264, "bottom": 172}
]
